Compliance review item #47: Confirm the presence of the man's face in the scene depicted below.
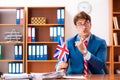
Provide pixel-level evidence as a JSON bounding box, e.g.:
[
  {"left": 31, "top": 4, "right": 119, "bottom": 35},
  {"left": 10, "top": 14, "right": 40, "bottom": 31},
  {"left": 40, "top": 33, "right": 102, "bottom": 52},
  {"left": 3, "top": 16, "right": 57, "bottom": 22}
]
[{"left": 76, "top": 19, "right": 91, "bottom": 38}]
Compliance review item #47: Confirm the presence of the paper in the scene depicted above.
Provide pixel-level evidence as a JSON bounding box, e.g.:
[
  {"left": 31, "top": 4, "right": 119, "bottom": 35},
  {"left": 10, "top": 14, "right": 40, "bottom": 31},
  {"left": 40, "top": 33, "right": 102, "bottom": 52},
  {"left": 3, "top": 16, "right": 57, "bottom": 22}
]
[
  {"left": 30, "top": 69, "right": 66, "bottom": 79},
  {"left": 63, "top": 75, "right": 86, "bottom": 79},
  {"left": 2, "top": 73, "right": 30, "bottom": 79}
]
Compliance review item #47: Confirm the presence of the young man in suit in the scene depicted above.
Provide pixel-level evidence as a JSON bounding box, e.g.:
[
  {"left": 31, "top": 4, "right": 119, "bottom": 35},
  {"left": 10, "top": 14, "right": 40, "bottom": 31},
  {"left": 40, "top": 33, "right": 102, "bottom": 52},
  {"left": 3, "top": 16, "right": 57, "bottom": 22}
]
[{"left": 56, "top": 11, "right": 107, "bottom": 74}]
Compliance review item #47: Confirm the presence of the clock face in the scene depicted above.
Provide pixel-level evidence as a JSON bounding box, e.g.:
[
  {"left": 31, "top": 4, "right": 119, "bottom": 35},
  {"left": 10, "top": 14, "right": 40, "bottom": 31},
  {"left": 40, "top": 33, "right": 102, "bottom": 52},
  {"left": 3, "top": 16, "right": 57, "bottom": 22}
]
[{"left": 77, "top": 1, "right": 92, "bottom": 14}]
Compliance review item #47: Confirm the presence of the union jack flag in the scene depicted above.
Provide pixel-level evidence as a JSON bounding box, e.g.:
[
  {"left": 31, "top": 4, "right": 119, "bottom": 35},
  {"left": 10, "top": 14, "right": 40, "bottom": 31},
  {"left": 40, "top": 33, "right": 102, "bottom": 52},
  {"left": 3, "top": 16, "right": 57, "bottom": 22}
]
[{"left": 54, "top": 37, "right": 69, "bottom": 62}]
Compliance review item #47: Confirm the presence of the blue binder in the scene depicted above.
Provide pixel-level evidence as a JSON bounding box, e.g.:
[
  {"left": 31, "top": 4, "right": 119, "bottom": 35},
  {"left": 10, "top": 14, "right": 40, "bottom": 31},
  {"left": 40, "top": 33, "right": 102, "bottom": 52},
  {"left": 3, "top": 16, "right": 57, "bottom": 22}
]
[
  {"left": 28, "top": 45, "right": 32, "bottom": 60},
  {"left": 14, "top": 45, "right": 19, "bottom": 60},
  {"left": 8, "top": 62, "right": 12, "bottom": 74},
  {"left": 36, "top": 45, "right": 40, "bottom": 60},
  {"left": 18, "top": 45, "right": 22, "bottom": 60},
  {"left": 61, "top": 8, "right": 64, "bottom": 24},
  {"left": 31, "top": 27, "right": 36, "bottom": 42},
  {"left": 32, "top": 45, "right": 36, "bottom": 60},
  {"left": 16, "top": 8, "right": 20, "bottom": 24},
  {"left": 57, "top": 9, "right": 61, "bottom": 24},
  {"left": 43, "top": 45, "right": 48, "bottom": 60},
  {"left": 40, "top": 45, "right": 44, "bottom": 60}
]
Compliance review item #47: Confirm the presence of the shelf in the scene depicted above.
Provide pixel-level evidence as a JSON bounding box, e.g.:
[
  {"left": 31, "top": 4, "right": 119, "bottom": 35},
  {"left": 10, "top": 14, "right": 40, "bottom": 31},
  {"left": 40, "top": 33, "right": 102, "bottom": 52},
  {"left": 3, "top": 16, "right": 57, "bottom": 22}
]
[
  {"left": 0, "top": 24, "right": 24, "bottom": 27},
  {"left": 28, "top": 42, "right": 58, "bottom": 44},
  {"left": 113, "top": 12, "right": 120, "bottom": 14},
  {"left": 0, "top": 60, "right": 23, "bottom": 62},
  {"left": 0, "top": 42, "right": 23, "bottom": 44},
  {"left": 27, "top": 60, "right": 57, "bottom": 62},
  {"left": 28, "top": 24, "right": 64, "bottom": 26}
]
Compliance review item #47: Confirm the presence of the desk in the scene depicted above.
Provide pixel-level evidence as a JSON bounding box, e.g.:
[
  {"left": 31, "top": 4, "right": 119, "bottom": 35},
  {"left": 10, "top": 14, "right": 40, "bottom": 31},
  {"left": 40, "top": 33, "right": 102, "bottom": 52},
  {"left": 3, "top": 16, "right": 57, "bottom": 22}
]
[
  {"left": 33, "top": 74, "right": 120, "bottom": 80},
  {"left": 1, "top": 74, "right": 120, "bottom": 80}
]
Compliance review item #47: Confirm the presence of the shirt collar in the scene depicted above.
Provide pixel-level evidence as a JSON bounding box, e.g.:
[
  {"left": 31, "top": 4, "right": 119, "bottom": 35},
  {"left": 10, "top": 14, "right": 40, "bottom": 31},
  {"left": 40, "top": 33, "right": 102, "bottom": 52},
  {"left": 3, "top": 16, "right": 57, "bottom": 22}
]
[{"left": 76, "top": 33, "right": 91, "bottom": 42}]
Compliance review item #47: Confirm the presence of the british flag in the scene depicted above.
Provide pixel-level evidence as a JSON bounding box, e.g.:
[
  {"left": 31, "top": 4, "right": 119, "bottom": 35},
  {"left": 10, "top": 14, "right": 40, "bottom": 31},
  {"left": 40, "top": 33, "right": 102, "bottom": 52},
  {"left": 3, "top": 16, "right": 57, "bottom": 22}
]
[{"left": 54, "top": 37, "right": 69, "bottom": 62}]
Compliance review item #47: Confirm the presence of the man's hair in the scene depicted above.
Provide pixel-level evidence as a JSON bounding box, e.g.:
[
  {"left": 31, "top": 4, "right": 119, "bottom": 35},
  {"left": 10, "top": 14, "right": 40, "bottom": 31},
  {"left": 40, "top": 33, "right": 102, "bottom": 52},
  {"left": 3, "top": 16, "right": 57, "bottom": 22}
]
[{"left": 73, "top": 11, "right": 91, "bottom": 25}]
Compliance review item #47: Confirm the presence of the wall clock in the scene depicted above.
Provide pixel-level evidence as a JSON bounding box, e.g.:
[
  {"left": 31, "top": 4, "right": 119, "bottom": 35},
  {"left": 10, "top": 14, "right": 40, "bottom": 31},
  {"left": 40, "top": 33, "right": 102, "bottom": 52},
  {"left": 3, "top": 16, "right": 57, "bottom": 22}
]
[{"left": 77, "top": 1, "right": 92, "bottom": 14}]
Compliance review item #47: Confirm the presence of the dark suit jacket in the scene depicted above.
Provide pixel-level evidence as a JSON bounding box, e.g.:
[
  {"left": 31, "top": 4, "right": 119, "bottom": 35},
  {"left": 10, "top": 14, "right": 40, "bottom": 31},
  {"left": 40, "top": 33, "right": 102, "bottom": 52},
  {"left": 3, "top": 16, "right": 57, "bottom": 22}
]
[{"left": 66, "top": 34, "right": 107, "bottom": 74}]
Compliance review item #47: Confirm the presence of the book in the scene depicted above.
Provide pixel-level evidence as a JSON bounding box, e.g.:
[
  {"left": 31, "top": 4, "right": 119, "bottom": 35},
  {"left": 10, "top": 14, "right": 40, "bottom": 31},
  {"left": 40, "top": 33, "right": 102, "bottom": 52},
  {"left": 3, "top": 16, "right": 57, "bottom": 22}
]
[
  {"left": 113, "top": 16, "right": 119, "bottom": 29},
  {"left": 113, "top": 32, "right": 118, "bottom": 45}
]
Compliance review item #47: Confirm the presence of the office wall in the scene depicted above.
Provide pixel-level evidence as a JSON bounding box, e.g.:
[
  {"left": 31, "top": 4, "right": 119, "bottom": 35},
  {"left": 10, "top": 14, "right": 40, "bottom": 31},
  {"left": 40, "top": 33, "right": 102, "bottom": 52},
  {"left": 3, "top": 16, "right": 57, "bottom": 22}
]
[{"left": 0, "top": 0, "right": 109, "bottom": 45}]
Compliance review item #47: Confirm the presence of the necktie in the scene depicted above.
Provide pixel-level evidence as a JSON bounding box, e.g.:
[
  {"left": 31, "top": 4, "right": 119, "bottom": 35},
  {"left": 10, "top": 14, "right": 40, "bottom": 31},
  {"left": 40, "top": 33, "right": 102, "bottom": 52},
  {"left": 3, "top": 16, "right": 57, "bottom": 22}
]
[{"left": 83, "top": 40, "right": 88, "bottom": 75}]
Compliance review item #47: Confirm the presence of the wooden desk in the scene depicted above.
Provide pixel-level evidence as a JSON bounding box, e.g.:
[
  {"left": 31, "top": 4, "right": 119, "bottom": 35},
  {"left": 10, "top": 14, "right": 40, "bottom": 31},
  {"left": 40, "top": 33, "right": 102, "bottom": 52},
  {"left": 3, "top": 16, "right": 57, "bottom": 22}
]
[
  {"left": 33, "top": 74, "right": 120, "bottom": 80},
  {"left": 1, "top": 74, "right": 120, "bottom": 80}
]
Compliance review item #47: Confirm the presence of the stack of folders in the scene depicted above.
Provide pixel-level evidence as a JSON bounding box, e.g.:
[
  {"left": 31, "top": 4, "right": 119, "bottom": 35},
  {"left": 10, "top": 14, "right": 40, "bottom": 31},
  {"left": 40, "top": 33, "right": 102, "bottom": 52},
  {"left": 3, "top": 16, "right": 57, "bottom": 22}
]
[
  {"left": 1, "top": 73, "right": 32, "bottom": 80},
  {"left": 16, "top": 8, "right": 24, "bottom": 24},
  {"left": 57, "top": 8, "right": 64, "bottom": 24},
  {"left": 50, "top": 26, "right": 64, "bottom": 42},
  {"left": 30, "top": 69, "right": 66, "bottom": 79},
  {"left": 28, "top": 44, "right": 47, "bottom": 60},
  {"left": 8, "top": 62, "right": 23, "bottom": 74},
  {"left": 27, "top": 27, "right": 36, "bottom": 42},
  {"left": 14, "top": 44, "right": 22, "bottom": 60}
]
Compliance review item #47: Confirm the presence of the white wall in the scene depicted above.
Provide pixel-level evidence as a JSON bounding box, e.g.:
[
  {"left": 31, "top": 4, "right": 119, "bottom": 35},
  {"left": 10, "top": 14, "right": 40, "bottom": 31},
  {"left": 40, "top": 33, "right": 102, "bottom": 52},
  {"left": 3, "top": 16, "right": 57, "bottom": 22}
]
[{"left": 0, "top": 0, "right": 109, "bottom": 45}]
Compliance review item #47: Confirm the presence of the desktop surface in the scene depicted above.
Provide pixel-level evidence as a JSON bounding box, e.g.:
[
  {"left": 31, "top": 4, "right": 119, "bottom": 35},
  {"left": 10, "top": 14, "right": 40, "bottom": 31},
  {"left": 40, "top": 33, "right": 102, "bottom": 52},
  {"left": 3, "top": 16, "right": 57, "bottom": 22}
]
[
  {"left": 33, "top": 74, "right": 120, "bottom": 80},
  {"left": 1, "top": 74, "right": 120, "bottom": 80}
]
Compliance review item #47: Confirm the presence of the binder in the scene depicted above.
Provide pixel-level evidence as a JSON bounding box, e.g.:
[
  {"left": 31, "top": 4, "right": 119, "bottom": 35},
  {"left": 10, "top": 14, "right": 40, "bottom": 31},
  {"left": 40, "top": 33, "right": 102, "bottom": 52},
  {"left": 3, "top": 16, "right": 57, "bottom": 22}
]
[
  {"left": 40, "top": 45, "right": 44, "bottom": 60},
  {"left": 18, "top": 45, "right": 22, "bottom": 60},
  {"left": 61, "top": 26, "right": 64, "bottom": 41},
  {"left": 28, "top": 27, "right": 32, "bottom": 42},
  {"left": 57, "top": 9, "right": 61, "bottom": 24},
  {"left": 8, "top": 62, "right": 12, "bottom": 74},
  {"left": 20, "top": 8, "right": 24, "bottom": 24},
  {"left": 0, "top": 45, "right": 2, "bottom": 59},
  {"left": 50, "top": 27, "right": 54, "bottom": 41},
  {"left": 31, "top": 27, "right": 36, "bottom": 42},
  {"left": 16, "top": 8, "right": 20, "bottom": 24},
  {"left": 20, "top": 63, "right": 23, "bottom": 73},
  {"left": 53, "top": 27, "right": 57, "bottom": 42},
  {"left": 36, "top": 45, "right": 40, "bottom": 60},
  {"left": 14, "top": 45, "right": 19, "bottom": 60},
  {"left": 12, "top": 63, "right": 16, "bottom": 74},
  {"left": 61, "top": 8, "right": 64, "bottom": 24},
  {"left": 28, "top": 45, "right": 32, "bottom": 60},
  {"left": 16, "top": 62, "right": 19, "bottom": 74},
  {"left": 32, "top": 45, "right": 36, "bottom": 60},
  {"left": 43, "top": 45, "right": 48, "bottom": 60},
  {"left": 57, "top": 26, "right": 61, "bottom": 42}
]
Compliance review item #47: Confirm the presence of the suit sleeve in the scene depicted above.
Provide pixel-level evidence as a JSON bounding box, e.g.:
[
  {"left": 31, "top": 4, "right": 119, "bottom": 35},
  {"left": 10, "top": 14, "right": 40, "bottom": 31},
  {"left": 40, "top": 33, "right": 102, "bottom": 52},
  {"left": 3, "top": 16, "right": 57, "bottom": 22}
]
[{"left": 87, "top": 40, "right": 107, "bottom": 70}]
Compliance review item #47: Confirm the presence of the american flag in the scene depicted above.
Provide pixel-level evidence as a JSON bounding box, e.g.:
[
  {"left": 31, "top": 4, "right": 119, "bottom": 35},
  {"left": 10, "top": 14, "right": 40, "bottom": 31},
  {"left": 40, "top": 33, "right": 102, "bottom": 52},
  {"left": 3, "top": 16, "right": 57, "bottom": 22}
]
[{"left": 54, "top": 37, "right": 69, "bottom": 62}]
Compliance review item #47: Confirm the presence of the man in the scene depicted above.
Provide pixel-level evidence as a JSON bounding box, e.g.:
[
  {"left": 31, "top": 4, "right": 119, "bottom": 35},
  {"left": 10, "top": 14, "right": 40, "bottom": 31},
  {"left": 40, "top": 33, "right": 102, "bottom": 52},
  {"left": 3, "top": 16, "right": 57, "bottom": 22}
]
[{"left": 56, "top": 11, "right": 107, "bottom": 74}]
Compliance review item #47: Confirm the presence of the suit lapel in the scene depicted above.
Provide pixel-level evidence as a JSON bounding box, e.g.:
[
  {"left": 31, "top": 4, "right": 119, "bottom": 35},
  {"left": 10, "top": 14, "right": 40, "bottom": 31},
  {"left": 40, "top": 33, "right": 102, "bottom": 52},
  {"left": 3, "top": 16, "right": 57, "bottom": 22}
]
[{"left": 87, "top": 34, "right": 95, "bottom": 54}]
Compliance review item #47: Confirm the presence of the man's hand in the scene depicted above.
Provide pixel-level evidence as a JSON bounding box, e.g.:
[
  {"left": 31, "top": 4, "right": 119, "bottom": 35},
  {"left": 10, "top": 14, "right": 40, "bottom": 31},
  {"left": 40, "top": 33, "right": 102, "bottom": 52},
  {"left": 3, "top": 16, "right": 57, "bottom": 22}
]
[
  {"left": 57, "top": 61, "right": 68, "bottom": 71},
  {"left": 75, "top": 40, "right": 87, "bottom": 56}
]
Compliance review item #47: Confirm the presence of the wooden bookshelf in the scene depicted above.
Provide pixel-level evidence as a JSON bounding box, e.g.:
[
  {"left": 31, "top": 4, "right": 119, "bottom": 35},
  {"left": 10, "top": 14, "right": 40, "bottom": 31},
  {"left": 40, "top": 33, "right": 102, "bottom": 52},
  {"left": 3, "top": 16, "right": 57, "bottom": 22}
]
[
  {"left": 0, "top": 7, "right": 25, "bottom": 73},
  {"left": 26, "top": 7, "right": 65, "bottom": 73},
  {"left": 110, "top": 0, "right": 120, "bottom": 74}
]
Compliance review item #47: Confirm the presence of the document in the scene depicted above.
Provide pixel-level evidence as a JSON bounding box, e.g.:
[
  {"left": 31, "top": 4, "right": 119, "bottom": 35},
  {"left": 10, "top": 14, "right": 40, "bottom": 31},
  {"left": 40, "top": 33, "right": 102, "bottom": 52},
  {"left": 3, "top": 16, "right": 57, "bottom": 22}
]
[
  {"left": 30, "top": 69, "right": 65, "bottom": 79},
  {"left": 63, "top": 75, "right": 86, "bottom": 79},
  {"left": 31, "top": 70, "right": 86, "bottom": 79},
  {"left": 2, "top": 73, "right": 30, "bottom": 80}
]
